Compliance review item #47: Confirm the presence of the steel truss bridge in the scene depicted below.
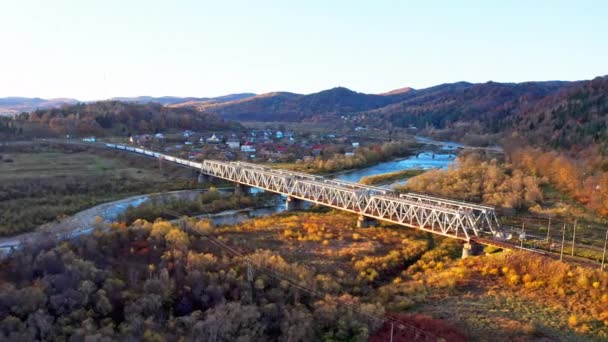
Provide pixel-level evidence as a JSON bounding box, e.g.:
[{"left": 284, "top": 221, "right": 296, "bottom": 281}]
[{"left": 106, "top": 143, "right": 504, "bottom": 241}]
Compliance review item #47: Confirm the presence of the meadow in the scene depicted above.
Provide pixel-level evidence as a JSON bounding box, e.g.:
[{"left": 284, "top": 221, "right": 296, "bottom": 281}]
[{"left": 0, "top": 143, "right": 200, "bottom": 236}]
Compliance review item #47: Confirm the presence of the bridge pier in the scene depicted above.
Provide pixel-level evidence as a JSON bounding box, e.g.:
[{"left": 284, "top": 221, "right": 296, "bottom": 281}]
[
  {"left": 357, "top": 215, "right": 377, "bottom": 228},
  {"left": 235, "top": 184, "right": 251, "bottom": 196},
  {"left": 285, "top": 196, "right": 304, "bottom": 211},
  {"left": 198, "top": 172, "right": 210, "bottom": 183},
  {"left": 462, "top": 240, "right": 482, "bottom": 259}
]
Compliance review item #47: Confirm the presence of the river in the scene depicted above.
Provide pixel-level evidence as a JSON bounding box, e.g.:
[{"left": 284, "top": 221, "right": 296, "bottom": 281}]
[{"left": 0, "top": 137, "right": 458, "bottom": 254}]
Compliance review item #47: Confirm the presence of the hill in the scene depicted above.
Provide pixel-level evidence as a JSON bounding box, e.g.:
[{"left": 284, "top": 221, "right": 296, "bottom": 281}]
[
  {"left": 506, "top": 76, "right": 608, "bottom": 150},
  {"left": 182, "top": 81, "right": 580, "bottom": 128},
  {"left": 379, "top": 86, "right": 414, "bottom": 96},
  {"left": 21, "top": 101, "right": 241, "bottom": 136},
  {"left": 0, "top": 97, "right": 79, "bottom": 116},
  {"left": 193, "top": 87, "right": 415, "bottom": 121},
  {"left": 373, "top": 81, "right": 571, "bottom": 131},
  {"left": 111, "top": 93, "right": 256, "bottom": 105}
]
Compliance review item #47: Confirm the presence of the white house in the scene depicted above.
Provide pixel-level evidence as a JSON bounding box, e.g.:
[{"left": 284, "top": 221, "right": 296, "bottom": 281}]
[
  {"left": 226, "top": 139, "right": 241, "bottom": 149},
  {"left": 206, "top": 133, "right": 221, "bottom": 144},
  {"left": 241, "top": 141, "right": 256, "bottom": 153}
]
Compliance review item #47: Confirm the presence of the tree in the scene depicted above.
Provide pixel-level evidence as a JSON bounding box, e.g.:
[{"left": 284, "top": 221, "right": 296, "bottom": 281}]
[{"left": 197, "top": 302, "right": 265, "bottom": 342}]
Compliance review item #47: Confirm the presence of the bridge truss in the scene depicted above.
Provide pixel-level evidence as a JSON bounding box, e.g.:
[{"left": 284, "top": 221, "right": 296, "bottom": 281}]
[{"left": 106, "top": 143, "right": 503, "bottom": 240}]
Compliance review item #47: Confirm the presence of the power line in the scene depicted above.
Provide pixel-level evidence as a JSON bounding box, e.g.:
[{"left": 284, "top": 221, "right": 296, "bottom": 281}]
[{"left": 162, "top": 208, "right": 443, "bottom": 341}]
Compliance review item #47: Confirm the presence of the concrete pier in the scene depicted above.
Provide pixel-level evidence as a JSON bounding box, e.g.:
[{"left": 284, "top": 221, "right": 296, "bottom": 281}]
[
  {"left": 234, "top": 184, "right": 251, "bottom": 196},
  {"left": 357, "top": 215, "right": 377, "bottom": 228},
  {"left": 285, "top": 196, "right": 304, "bottom": 211},
  {"left": 462, "top": 240, "right": 482, "bottom": 258},
  {"left": 198, "top": 173, "right": 210, "bottom": 183}
]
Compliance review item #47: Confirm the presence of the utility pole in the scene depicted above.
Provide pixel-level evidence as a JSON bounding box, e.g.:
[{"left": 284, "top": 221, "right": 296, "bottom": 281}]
[
  {"left": 390, "top": 322, "right": 394, "bottom": 342},
  {"left": 546, "top": 217, "right": 552, "bottom": 241},
  {"left": 560, "top": 223, "right": 566, "bottom": 261},
  {"left": 520, "top": 221, "right": 526, "bottom": 249},
  {"left": 571, "top": 220, "right": 577, "bottom": 257},
  {"left": 602, "top": 229, "right": 608, "bottom": 271}
]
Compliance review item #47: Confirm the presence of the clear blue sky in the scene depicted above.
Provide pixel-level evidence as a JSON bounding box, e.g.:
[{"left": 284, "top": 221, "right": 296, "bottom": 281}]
[{"left": 0, "top": 0, "right": 606, "bottom": 100}]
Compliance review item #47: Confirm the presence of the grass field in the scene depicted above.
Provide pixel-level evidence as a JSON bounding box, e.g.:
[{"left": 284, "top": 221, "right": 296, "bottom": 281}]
[{"left": 0, "top": 152, "right": 163, "bottom": 180}]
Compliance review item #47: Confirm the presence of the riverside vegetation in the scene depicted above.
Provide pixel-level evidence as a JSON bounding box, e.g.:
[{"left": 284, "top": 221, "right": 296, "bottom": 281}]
[
  {"left": 359, "top": 169, "right": 426, "bottom": 186},
  {"left": 119, "top": 187, "right": 277, "bottom": 224},
  {"left": 273, "top": 141, "right": 421, "bottom": 174},
  {"left": 1, "top": 210, "right": 606, "bottom": 341}
]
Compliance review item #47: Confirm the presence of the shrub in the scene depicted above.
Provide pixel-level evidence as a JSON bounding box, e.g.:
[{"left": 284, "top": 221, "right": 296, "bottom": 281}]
[{"left": 568, "top": 315, "right": 578, "bottom": 328}]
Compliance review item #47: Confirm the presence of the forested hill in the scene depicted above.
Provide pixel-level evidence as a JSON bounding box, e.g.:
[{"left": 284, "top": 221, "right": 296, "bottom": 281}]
[
  {"left": 181, "top": 87, "right": 416, "bottom": 122},
  {"left": 377, "top": 81, "right": 571, "bottom": 130},
  {"left": 21, "top": 101, "right": 242, "bottom": 136},
  {"left": 506, "top": 76, "right": 608, "bottom": 150},
  {"left": 178, "top": 81, "right": 573, "bottom": 124}
]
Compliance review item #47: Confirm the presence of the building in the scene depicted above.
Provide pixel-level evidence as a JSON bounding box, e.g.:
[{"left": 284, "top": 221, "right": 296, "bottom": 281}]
[
  {"left": 241, "top": 141, "right": 256, "bottom": 153},
  {"left": 155, "top": 133, "right": 165, "bottom": 139},
  {"left": 352, "top": 142, "right": 360, "bottom": 148},
  {"left": 206, "top": 133, "right": 221, "bottom": 144},
  {"left": 226, "top": 139, "right": 241, "bottom": 149},
  {"left": 311, "top": 144, "right": 323, "bottom": 156},
  {"left": 276, "top": 131, "right": 284, "bottom": 139}
]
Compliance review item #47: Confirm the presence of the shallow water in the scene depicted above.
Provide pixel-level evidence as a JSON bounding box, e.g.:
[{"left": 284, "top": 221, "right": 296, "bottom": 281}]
[{"left": 332, "top": 151, "right": 456, "bottom": 184}]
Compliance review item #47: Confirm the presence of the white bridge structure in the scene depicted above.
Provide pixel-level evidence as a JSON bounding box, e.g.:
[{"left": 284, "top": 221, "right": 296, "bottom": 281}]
[{"left": 106, "top": 144, "right": 503, "bottom": 242}]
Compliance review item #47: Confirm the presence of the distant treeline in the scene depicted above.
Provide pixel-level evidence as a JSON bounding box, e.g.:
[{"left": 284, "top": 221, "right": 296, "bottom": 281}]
[{"left": 12, "top": 101, "right": 242, "bottom": 137}]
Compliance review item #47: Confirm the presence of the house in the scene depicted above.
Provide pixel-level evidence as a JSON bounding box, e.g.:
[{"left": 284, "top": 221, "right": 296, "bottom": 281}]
[
  {"left": 226, "top": 139, "right": 241, "bottom": 149},
  {"left": 355, "top": 126, "right": 366, "bottom": 131},
  {"left": 311, "top": 144, "right": 323, "bottom": 156},
  {"left": 154, "top": 133, "right": 165, "bottom": 139},
  {"left": 134, "top": 134, "right": 151, "bottom": 145},
  {"left": 182, "top": 130, "right": 195, "bottom": 138},
  {"left": 345, "top": 152, "right": 355, "bottom": 157},
  {"left": 275, "top": 146, "right": 288, "bottom": 154},
  {"left": 206, "top": 133, "right": 221, "bottom": 144},
  {"left": 275, "top": 131, "right": 284, "bottom": 139},
  {"left": 352, "top": 142, "right": 360, "bottom": 148},
  {"left": 82, "top": 137, "right": 96, "bottom": 142},
  {"left": 241, "top": 141, "right": 256, "bottom": 153}
]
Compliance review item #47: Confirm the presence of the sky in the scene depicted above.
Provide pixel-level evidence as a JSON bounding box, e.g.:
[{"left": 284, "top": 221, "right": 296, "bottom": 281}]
[{"left": 0, "top": 0, "right": 606, "bottom": 100}]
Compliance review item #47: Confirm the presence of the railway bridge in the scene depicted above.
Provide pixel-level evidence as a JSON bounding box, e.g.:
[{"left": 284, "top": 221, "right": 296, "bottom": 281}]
[{"left": 106, "top": 143, "right": 505, "bottom": 256}]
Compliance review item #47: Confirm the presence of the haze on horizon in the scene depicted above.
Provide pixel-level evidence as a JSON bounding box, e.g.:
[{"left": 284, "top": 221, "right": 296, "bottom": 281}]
[{"left": 0, "top": 0, "right": 606, "bottom": 101}]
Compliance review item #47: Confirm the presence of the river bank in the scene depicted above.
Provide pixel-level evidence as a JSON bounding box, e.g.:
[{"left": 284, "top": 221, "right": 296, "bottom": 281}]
[{"left": 0, "top": 136, "right": 461, "bottom": 254}]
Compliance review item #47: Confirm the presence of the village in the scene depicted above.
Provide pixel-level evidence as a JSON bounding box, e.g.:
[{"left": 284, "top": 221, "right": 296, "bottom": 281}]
[{"left": 122, "top": 127, "right": 368, "bottom": 164}]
